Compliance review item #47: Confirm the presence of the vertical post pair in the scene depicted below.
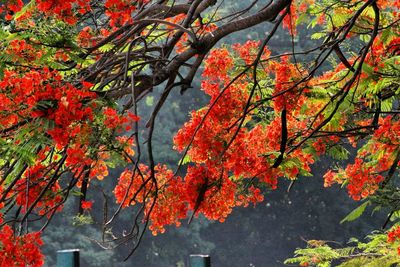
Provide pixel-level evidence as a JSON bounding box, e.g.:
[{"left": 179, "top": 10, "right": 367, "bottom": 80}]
[{"left": 56, "top": 250, "right": 211, "bottom": 266}]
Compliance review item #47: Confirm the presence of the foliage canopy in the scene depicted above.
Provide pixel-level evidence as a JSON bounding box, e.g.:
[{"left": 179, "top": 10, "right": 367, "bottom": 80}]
[{"left": 0, "top": 0, "right": 399, "bottom": 265}]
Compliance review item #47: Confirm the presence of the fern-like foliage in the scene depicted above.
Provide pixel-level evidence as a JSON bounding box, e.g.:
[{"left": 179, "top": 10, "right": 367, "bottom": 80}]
[{"left": 285, "top": 226, "right": 400, "bottom": 266}]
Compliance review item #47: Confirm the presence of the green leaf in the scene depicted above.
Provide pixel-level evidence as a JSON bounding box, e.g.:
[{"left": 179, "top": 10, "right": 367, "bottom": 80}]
[
  {"left": 14, "top": 2, "right": 34, "bottom": 20},
  {"left": 296, "top": 13, "right": 309, "bottom": 26},
  {"left": 340, "top": 201, "right": 370, "bottom": 224},
  {"left": 179, "top": 155, "right": 191, "bottom": 165},
  {"left": 98, "top": 43, "right": 114, "bottom": 52},
  {"left": 72, "top": 214, "right": 94, "bottom": 226},
  {"left": 145, "top": 96, "right": 154, "bottom": 107},
  {"left": 311, "top": 32, "right": 327, "bottom": 40},
  {"left": 71, "top": 190, "right": 84, "bottom": 197},
  {"left": 327, "top": 145, "right": 349, "bottom": 161}
]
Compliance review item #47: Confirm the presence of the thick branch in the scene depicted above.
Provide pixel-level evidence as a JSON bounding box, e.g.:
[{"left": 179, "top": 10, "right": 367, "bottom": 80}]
[{"left": 106, "top": 0, "right": 291, "bottom": 99}]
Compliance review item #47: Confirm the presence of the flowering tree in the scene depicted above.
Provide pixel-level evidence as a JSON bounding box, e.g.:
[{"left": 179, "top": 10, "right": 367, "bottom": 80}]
[{"left": 0, "top": 0, "right": 399, "bottom": 265}]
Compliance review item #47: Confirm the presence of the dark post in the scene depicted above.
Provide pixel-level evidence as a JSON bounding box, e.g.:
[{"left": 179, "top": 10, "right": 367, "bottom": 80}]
[
  {"left": 56, "top": 249, "right": 80, "bottom": 267},
  {"left": 189, "top": 254, "right": 211, "bottom": 267}
]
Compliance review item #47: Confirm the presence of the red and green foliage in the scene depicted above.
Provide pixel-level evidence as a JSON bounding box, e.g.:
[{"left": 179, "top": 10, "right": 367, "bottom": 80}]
[{"left": 0, "top": 0, "right": 399, "bottom": 265}]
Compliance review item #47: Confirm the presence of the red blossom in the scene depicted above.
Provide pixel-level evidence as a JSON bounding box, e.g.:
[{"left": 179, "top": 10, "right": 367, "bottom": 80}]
[
  {"left": 81, "top": 200, "right": 93, "bottom": 210},
  {"left": 0, "top": 225, "right": 44, "bottom": 266}
]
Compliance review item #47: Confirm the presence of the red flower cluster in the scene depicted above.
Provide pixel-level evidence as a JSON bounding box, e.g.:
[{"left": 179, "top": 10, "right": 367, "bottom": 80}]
[
  {"left": 324, "top": 116, "right": 400, "bottom": 200},
  {"left": 14, "top": 163, "right": 63, "bottom": 216},
  {"left": 103, "top": 108, "right": 140, "bottom": 132},
  {"left": 104, "top": 0, "right": 149, "bottom": 27},
  {"left": 36, "top": 0, "right": 90, "bottom": 24},
  {"left": 0, "top": 221, "right": 44, "bottom": 267},
  {"left": 202, "top": 48, "right": 234, "bottom": 81},
  {"left": 173, "top": 43, "right": 317, "bottom": 224},
  {"left": 345, "top": 159, "right": 384, "bottom": 200},
  {"left": 114, "top": 165, "right": 187, "bottom": 235},
  {"left": 6, "top": 39, "right": 40, "bottom": 63},
  {"left": 0, "top": 69, "right": 96, "bottom": 148},
  {"left": 81, "top": 200, "right": 93, "bottom": 210},
  {"left": 323, "top": 159, "right": 384, "bottom": 201},
  {"left": 388, "top": 226, "right": 400, "bottom": 243},
  {"left": 232, "top": 40, "right": 271, "bottom": 65},
  {"left": 89, "top": 151, "right": 110, "bottom": 181},
  {"left": 270, "top": 56, "right": 305, "bottom": 112},
  {"left": 0, "top": 0, "right": 23, "bottom": 20},
  {"left": 184, "top": 165, "right": 237, "bottom": 222},
  {"left": 77, "top": 26, "right": 96, "bottom": 47},
  {"left": 387, "top": 225, "right": 400, "bottom": 255}
]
